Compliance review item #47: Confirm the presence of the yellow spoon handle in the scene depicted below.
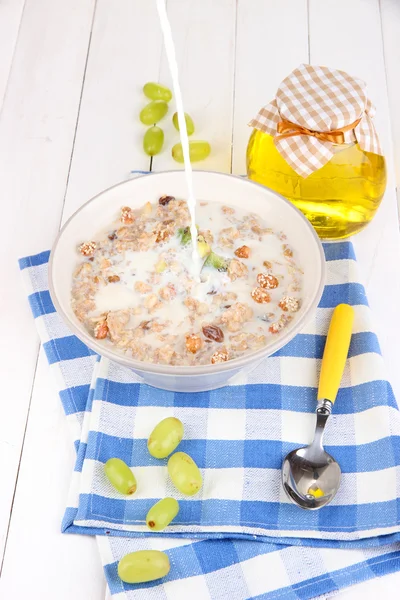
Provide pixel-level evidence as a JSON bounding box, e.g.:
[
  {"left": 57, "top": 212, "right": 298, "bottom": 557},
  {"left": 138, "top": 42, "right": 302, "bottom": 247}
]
[{"left": 317, "top": 304, "right": 355, "bottom": 403}]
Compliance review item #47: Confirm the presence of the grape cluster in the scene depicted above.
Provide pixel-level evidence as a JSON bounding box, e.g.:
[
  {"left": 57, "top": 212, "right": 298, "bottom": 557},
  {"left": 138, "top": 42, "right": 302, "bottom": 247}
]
[{"left": 140, "top": 82, "right": 211, "bottom": 161}]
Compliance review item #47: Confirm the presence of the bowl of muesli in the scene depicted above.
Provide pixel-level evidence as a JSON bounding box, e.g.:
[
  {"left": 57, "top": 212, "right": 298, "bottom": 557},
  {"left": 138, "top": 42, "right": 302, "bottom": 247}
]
[{"left": 49, "top": 171, "right": 325, "bottom": 392}]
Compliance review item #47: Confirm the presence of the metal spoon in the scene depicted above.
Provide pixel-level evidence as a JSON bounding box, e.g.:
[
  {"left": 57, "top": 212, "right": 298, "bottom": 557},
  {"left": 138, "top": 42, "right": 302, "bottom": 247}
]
[{"left": 282, "top": 303, "right": 354, "bottom": 510}]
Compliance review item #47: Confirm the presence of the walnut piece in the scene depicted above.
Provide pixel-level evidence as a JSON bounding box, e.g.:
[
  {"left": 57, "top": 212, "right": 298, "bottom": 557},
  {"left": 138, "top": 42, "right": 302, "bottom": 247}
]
[
  {"left": 78, "top": 241, "right": 96, "bottom": 257},
  {"left": 211, "top": 348, "right": 229, "bottom": 364},
  {"left": 159, "top": 195, "right": 175, "bottom": 206},
  {"left": 185, "top": 333, "right": 204, "bottom": 354},
  {"left": 121, "top": 206, "right": 135, "bottom": 224}
]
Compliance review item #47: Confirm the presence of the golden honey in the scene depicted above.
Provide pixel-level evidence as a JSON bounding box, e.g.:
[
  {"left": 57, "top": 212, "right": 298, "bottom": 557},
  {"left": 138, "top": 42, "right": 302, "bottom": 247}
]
[{"left": 246, "top": 130, "right": 387, "bottom": 240}]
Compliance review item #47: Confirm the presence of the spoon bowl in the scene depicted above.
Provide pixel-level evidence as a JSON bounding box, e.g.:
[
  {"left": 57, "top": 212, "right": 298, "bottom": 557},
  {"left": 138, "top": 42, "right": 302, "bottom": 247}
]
[{"left": 282, "top": 446, "right": 341, "bottom": 510}]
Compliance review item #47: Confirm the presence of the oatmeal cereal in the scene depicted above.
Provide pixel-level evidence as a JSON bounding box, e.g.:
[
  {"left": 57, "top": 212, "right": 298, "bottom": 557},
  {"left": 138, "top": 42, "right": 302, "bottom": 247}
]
[
  {"left": 228, "top": 258, "right": 248, "bottom": 281},
  {"left": 71, "top": 197, "right": 303, "bottom": 366},
  {"left": 269, "top": 314, "right": 293, "bottom": 334}
]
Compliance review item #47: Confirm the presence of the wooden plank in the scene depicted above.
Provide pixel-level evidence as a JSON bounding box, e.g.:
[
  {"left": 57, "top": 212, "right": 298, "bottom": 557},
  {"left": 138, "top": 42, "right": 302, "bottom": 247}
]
[
  {"left": 232, "top": 0, "right": 309, "bottom": 175},
  {"left": 2, "top": 1, "right": 164, "bottom": 597},
  {"left": 309, "top": 0, "right": 400, "bottom": 402},
  {"left": 0, "top": 0, "right": 25, "bottom": 109},
  {"left": 60, "top": 0, "right": 163, "bottom": 224},
  {"left": 153, "top": 0, "right": 236, "bottom": 174},
  {"left": 380, "top": 0, "right": 400, "bottom": 208},
  {"left": 0, "top": 0, "right": 95, "bottom": 568},
  {"left": 0, "top": 352, "right": 106, "bottom": 600}
]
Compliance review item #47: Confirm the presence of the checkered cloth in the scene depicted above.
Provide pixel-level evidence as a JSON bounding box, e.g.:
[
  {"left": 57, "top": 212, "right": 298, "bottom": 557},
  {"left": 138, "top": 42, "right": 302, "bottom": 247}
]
[
  {"left": 249, "top": 64, "right": 382, "bottom": 177},
  {"left": 20, "top": 243, "right": 400, "bottom": 599}
]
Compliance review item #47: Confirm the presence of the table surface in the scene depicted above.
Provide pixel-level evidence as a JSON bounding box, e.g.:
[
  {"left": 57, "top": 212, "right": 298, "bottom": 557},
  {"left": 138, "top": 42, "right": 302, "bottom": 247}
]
[{"left": 1, "top": 1, "right": 400, "bottom": 598}]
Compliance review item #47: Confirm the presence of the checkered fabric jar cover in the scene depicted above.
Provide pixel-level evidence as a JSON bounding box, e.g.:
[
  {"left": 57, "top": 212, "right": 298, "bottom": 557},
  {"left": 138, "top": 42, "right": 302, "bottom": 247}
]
[{"left": 248, "top": 64, "right": 383, "bottom": 178}]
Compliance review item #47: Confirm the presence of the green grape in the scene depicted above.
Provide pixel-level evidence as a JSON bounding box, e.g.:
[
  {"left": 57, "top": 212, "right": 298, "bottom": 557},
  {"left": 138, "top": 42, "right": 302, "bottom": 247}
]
[
  {"left": 167, "top": 452, "right": 202, "bottom": 496},
  {"left": 203, "top": 251, "right": 229, "bottom": 272},
  {"left": 143, "top": 126, "right": 164, "bottom": 156},
  {"left": 104, "top": 458, "right": 137, "bottom": 495},
  {"left": 140, "top": 100, "right": 168, "bottom": 125},
  {"left": 172, "top": 140, "right": 211, "bottom": 163},
  {"left": 118, "top": 550, "right": 170, "bottom": 584},
  {"left": 146, "top": 497, "right": 180, "bottom": 531},
  {"left": 172, "top": 112, "right": 195, "bottom": 135},
  {"left": 143, "top": 82, "right": 172, "bottom": 102},
  {"left": 197, "top": 235, "right": 211, "bottom": 258},
  {"left": 148, "top": 417, "right": 184, "bottom": 459}
]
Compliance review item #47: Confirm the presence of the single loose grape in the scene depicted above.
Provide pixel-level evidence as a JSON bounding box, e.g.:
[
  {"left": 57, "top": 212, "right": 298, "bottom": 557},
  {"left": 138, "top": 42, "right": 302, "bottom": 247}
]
[
  {"left": 143, "top": 82, "right": 172, "bottom": 102},
  {"left": 143, "top": 126, "right": 164, "bottom": 156},
  {"left": 118, "top": 550, "right": 170, "bottom": 584},
  {"left": 104, "top": 458, "right": 137, "bottom": 495},
  {"left": 172, "top": 140, "right": 211, "bottom": 163},
  {"left": 172, "top": 112, "right": 195, "bottom": 135},
  {"left": 148, "top": 417, "right": 184, "bottom": 459},
  {"left": 146, "top": 497, "right": 179, "bottom": 531},
  {"left": 167, "top": 452, "right": 202, "bottom": 496},
  {"left": 140, "top": 100, "right": 168, "bottom": 125}
]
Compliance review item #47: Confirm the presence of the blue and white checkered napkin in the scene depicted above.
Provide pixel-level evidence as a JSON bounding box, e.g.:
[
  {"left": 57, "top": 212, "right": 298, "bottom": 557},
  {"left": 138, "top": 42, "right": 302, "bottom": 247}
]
[{"left": 20, "top": 242, "right": 400, "bottom": 599}]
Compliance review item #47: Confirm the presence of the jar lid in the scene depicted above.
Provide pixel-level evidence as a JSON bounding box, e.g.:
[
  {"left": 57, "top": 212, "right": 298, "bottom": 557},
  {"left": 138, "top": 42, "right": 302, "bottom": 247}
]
[{"left": 249, "top": 64, "right": 383, "bottom": 177}]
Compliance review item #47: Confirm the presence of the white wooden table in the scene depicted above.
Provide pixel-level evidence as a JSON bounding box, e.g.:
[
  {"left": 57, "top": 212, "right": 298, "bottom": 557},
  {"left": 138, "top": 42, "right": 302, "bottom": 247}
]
[{"left": 1, "top": 1, "right": 399, "bottom": 598}]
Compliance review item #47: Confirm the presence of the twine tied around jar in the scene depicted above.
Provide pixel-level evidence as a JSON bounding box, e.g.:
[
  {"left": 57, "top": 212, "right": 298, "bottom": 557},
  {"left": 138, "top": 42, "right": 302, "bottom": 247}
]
[{"left": 249, "top": 64, "right": 383, "bottom": 178}]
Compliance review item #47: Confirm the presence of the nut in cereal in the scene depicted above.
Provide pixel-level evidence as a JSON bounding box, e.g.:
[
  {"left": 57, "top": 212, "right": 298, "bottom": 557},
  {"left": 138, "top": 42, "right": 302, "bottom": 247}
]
[
  {"left": 211, "top": 348, "right": 229, "bottom": 364},
  {"left": 120, "top": 206, "right": 135, "bottom": 224},
  {"left": 159, "top": 195, "right": 175, "bottom": 206},
  {"left": 251, "top": 287, "right": 271, "bottom": 304},
  {"left": 78, "top": 241, "right": 96, "bottom": 257},
  {"left": 257, "top": 273, "right": 279, "bottom": 289},
  {"left": 279, "top": 296, "right": 300, "bottom": 312},
  {"left": 185, "top": 333, "right": 204, "bottom": 354},
  {"left": 94, "top": 320, "right": 109, "bottom": 339},
  {"left": 234, "top": 245, "right": 251, "bottom": 259}
]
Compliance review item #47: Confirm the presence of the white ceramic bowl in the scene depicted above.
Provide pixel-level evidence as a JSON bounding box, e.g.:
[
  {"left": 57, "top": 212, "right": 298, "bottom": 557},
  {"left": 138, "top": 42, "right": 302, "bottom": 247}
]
[{"left": 49, "top": 171, "right": 325, "bottom": 392}]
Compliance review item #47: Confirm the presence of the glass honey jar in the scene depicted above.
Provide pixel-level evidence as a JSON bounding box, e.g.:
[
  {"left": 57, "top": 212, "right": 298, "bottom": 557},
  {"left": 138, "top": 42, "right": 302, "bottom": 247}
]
[
  {"left": 248, "top": 64, "right": 386, "bottom": 240},
  {"left": 247, "top": 131, "right": 386, "bottom": 239}
]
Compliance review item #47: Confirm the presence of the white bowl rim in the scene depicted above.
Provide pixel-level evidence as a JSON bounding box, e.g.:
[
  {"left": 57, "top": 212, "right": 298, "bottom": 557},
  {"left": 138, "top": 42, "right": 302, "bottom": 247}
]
[{"left": 49, "top": 170, "right": 326, "bottom": 376}]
